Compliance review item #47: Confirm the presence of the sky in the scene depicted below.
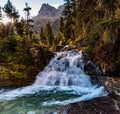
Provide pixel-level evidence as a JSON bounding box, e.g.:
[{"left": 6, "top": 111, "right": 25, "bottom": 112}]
[{"left": 0, "top": 0, "right": 64, "bottom": 23}]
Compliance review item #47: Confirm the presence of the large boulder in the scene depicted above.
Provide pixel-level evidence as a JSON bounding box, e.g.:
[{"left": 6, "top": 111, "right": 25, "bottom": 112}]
[{"left": 58, "top": 96, "right": 120, "bottom": 114}]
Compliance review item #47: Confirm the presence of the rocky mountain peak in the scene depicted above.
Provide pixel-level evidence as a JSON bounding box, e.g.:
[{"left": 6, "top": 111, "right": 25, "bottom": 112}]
[
  {"left": 33, "top": 3, "right": 64, "bottom": 33},
  {"left": 38, "top": 3, "right": 61, "bottom": 19}
]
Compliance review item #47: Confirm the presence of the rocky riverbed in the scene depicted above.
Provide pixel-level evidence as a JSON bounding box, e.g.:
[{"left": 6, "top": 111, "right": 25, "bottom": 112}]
[{"left": 58, "top": 96, "right": 120, "bottom": 114}]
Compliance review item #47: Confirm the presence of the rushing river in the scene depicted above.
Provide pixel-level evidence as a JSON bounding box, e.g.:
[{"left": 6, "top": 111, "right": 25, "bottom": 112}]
[{"left": 0, "top": 51, "right": 104, "bottom": 114}]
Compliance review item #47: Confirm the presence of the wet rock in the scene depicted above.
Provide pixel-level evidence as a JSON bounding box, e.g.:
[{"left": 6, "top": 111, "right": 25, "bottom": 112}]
[
  {"left": 84, "top": 61, "right": 101, "bottom": 75},
  {"left": 78, "top": 51, "right": 106, "bottom": 86},
  {"left": 61, "top": 45, "right": 77, "bottom": 51},
  {"left": 106, "top": 77, "right": 120, "bottom": 94},
  {"left": 29, "top": 44, "right": 53, "bottom": 68},
  {"left": 55, "top": 46, "right": 64, "bottom": 52},
  {"left": 53, "top": 45, "right": 76, "bottom": 52},
  {"left": 108, "top": 92, "right": 120, "bottom": 102},
  {"left": 118, "top": 103, "right": 120, "bottom": 109},
  {"left": 58, "top": 97, "right": 120, "bottom": 114}
]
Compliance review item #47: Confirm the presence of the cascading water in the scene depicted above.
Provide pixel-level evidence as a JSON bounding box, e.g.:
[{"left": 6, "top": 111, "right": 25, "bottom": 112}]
[
  {"left": 0, "top": 51, "right": 104, "bottom": 114},
  {"left": 34, "top": 51, "right": 92, "bottom": 86}
]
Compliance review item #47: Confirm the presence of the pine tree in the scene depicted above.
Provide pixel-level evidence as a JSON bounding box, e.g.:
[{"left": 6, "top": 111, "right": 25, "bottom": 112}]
[
  {"left": 23, "top": 2, "right": 33, "bottom": 43},
  {"left": 63, "top": 0, "right": 72, "bottom": 39},
  {"left": 62, "top": 0, "right": 77, "bottom": 40},
  {"left": 63, "top": 0, "right": 71, "bottom": 19},
  {"left": 75, "top": 0, "right": 96, "bottom": 38},
  {"left": 70, "top": 0, "right": 77, "bottom": 18},
  {"left": 23, "top": 2, "right": 31, "bottom": 21},
  {"left": 59, "top": 17, "right": 64, "bottom": 33},
  {"left": 45, "top": 22, "right": 54, "bottom": 47},
  {"left": 15, "top": 18, "right": 25, "bottom": 37},
  {"left": 40, "top": 27, "right": 46, "bottom": 46},
  {"left": 0, "top": 6, "right": 2, "bottom": 21},
  {"left": 3, "top": 0, "right": 19, "bottom": 23},
  {"left": 0, "top": 22, "right": 5, "bottom": 38}
]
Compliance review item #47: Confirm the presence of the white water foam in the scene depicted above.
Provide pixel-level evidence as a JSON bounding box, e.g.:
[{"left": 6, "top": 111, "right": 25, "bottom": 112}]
[
  {"left": 0, "top": 51, "right": 105, "bottom": 105},
  {"left": 42, "top": 86, "right": 104, "bottom": 106},
  {"left": 34, "top": 51, "right": 92, "bottom": 87}
]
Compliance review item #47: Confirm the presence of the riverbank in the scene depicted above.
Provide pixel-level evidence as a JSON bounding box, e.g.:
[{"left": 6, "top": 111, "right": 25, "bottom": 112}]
[
  {"left": 0, "top": 43, "right": 53, "bottom": 89},
  {"left": 58, "top": 96, "right": 120, "bottom": 114}
]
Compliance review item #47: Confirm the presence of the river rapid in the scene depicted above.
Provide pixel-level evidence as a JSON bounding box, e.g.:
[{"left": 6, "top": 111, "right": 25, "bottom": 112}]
[{"left": 0, "top": 51, "right": 104, "bottom": 114}]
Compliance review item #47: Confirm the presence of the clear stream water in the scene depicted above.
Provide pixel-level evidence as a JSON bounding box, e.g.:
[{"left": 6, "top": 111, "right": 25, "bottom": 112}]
[{"left": 0, "top": 51, "right": 104, "bottom": 114}]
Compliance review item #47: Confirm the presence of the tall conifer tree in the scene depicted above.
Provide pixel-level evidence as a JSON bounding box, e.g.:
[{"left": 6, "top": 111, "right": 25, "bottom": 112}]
[
  {"left": 40, "top": 27, "right": 46, "bottom": 45},
  {"left": 63, "top": 0, "right": 77, "bottom": 40},
  {"left": 0, "top": 6, "right": 2, "bottom": 21},
  {"left": 45, "top": 22, "right": 54, "bottom": 47},
  {"left": 3, "top": 0, "right": 19, "bottom": 22}
]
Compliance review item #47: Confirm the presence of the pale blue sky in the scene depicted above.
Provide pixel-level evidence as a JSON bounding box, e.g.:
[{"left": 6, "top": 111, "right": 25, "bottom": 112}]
[{"left": 0, "top": 0, "right": 64, "bottom": 18}]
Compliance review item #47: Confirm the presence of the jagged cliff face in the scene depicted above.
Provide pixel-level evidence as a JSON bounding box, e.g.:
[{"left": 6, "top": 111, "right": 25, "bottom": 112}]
[
  {"left": 58, "top": 5, "right": 64, "bottom": 12},
  {"left": 33, "top": 3, "right": 63, "bottom": 33},
  {"left": 38, "top": 3, "right": 61, "bottom": 19}
]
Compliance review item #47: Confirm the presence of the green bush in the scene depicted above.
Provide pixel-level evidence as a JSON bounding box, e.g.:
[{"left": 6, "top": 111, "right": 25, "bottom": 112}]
[
  {"left": 0, "top": 36, "right": 17, "bottom": 63},
  {"left": 85, "top": 32, "right": 99, "bottom": 54}
]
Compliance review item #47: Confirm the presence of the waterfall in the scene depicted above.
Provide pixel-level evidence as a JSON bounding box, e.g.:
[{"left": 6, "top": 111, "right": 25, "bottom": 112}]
[
  {"left": 0, "top": 51, "right": 104, "bottom": 106},
  {"left": 34, "top": 51, "right": 92, "bottom": 87}
]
